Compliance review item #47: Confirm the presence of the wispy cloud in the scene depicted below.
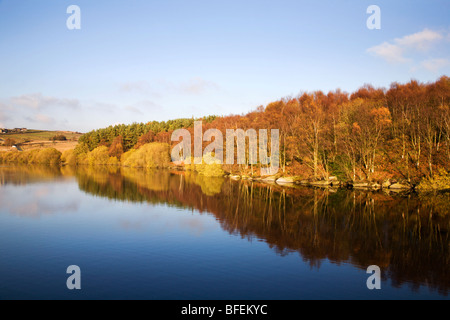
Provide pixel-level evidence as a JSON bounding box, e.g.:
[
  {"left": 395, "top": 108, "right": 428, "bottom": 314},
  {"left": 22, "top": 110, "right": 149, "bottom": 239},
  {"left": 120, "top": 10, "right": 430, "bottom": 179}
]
[
  {"left": 0, "top": 93, "right": 135, "bottom": 131},
  {"left": 421, "top": 58, "right": 450, "bottom": 72},
  {"left": 125, "top": 100, "right": 160, "bottom": 114},
  {"left": 367, "top": 41, "right": 408, "bottom": 63},
  {"left": 24, "top": 113, "right": 55, "bottom": 125},
  {"left": 120, "top": 77, "right": 220, "bottom": 97},
  {"left": 10, "top": 93, "right": 79, "bottom": 110},
  {"left": 394, "top": 29, "right": 443, "bottom": 50},
  {"left": 367, "top": 28, "right": 448, "bottom": 69},
  {"left": 0, "top": 93, "right": 81, "bottom": 129},
  {"left": 0, "top": 106, "right": 11, "bottom": 125},
  {"left": 178, "top": 77, "right": 220, "bottom": 95},
  {"left": 125, "top": 105, "right": 144, "bottom": 115},
  {"left": 120, "top": 81, "right": 150, "bottom": 93},
  {"left": 35, "top": 114, "right": 54, "bottom": 124},
  {"left": 92, "top": 101, "right": 118, "bottom": 112},
  {"left": 136, "top": 100, "right": 159, "bottom": 109}
]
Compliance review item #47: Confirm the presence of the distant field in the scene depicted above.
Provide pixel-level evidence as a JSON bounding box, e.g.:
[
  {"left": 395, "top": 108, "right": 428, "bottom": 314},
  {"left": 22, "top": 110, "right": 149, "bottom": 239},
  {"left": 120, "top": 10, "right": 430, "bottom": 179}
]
[
  {"left": 0, "top": 130, "right": 83, "bottom": 153},
  {"left": 0, "top": 130, "right": 82, "bottom": 142}
]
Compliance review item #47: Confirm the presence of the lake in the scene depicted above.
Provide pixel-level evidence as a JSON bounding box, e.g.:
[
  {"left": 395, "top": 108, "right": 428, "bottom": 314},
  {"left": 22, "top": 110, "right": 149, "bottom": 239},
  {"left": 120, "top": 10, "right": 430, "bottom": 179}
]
[{"left": 0, "top": 164, "right": 448, "bottom": 300}]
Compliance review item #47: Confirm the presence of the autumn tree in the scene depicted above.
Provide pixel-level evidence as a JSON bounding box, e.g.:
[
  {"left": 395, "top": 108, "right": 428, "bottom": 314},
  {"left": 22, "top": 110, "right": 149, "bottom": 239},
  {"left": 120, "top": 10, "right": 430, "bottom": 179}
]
[
  {"left": 351, "top": 99, "right": 391, "bottom": 180},
  {"left": 293, "top": 92, "right": 328, "bottom": 180},
  {"left": 264, "top": 100, "right": 287, "bottom": 172},
  {"left": 325, "top": 89, "right": 348, "bottom": 162},
  {"left": 424, "top": 76, "right": 450, "bottom": 173},
  {"left": 108, "top": 135, "right": 124, "bottom": 159},
  {"left": 134, "top": 130, "right": 155, "bottom": 149},
  {"left": 337, "top": 99, "right": 361, "bottom": 181}
]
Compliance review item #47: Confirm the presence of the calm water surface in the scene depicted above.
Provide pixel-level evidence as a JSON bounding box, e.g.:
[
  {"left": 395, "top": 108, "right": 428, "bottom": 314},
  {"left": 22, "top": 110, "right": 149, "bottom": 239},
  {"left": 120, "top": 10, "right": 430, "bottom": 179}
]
[{"left": 0, "top": 165, "right": 448, "bottom": 299}]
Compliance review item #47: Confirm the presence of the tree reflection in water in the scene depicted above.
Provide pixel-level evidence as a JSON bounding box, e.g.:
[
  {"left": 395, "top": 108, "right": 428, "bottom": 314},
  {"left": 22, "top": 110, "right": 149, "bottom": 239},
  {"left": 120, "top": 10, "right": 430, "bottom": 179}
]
[{"left": 1, "top": 164, "right": 448, "bottom": 295}]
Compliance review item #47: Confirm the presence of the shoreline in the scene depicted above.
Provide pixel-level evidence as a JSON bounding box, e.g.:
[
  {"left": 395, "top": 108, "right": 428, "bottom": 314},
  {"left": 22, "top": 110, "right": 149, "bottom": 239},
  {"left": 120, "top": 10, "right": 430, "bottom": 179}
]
[
  {"left": 4, "top": 160, "right": 448, "bottom": 193},
  {"left": 2, "top": 160, "right": 446, "bottom": 193}
]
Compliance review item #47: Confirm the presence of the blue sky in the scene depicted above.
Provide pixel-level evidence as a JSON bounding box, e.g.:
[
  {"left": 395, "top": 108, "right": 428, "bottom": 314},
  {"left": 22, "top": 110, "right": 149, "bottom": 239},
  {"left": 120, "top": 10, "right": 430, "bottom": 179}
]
[{"left": 0, "top": 0, "right": 449, "bottom": 132}]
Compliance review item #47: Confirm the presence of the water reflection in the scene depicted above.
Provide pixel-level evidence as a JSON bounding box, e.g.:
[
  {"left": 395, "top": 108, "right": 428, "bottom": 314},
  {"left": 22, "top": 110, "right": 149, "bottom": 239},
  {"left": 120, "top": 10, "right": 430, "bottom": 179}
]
[
  {"left": 0, "top": 164, "right": 448, "bottom": 296},
  {"left": 0, "top": 164, "right": 66, "bottom": 185}
]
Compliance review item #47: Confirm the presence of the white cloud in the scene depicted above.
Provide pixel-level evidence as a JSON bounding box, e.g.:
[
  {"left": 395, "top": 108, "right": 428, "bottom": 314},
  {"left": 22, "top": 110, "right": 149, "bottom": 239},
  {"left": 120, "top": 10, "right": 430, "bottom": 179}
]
[
  {"left": 135, "top": 100, "right": 159, "bottom": 109},
  {"left": 120, "top": 81, "right": 162, "bottom": 98},
  {"left": 35, "top": 114, "right": 54, "bottom": 124},
  {"left": 120, "top": 77, "right": 219, "bottom": 97},
  {"left": 0, "top": 106, "right": 11, "bottom": 129},
  {"left": 24, "top": 113, "right": 55, "bottom": 125},
  {"left": 421, "top": 58, "right": 450, "bottom": 72},
  {"left": 395, "top": 28, "right": 443, "bottom": 50},
  {"left": 367, "top": 41, "right": 408, "bottom": 63},
  {"left": 120, "top": 81, "right": 150, "bottom": 93},
  {"left": 0, "top": 109, "right": 10, "bottom": 122},
  {"left": 178, "top": 77, "right": 219, "bottom": 94},
  {"left": 92, "top": 101, "right": 117, "bottom": 112},
  {"left": 10, "top": 93, "right": 79, "bottom": 110},
  {"left": 0, "top": 93, "right": 80, "bottom": 129},
  {"left": 367, "top": 28, "right": 447, "bottom": 65},
  {"left": 124, "top": 100, "right": 162, "bottom": 116},
  {"left": 125, "top": 105, "right": 144, "bottom": 114}
]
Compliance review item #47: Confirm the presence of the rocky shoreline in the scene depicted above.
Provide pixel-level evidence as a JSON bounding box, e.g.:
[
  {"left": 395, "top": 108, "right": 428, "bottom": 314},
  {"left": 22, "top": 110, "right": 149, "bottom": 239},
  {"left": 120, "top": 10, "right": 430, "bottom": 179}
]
[
  {"left": 166, "top": 164, "right": 417, "bottom": 191},
  {"left": 222, "top": 173, "right": 415, "bottom": 192}
]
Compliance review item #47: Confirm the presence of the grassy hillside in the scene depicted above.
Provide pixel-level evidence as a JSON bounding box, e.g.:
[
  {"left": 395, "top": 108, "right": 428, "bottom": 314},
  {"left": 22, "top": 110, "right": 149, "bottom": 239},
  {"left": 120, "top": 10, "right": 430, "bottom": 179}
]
[
  {"left": 0, "top": 130, "right": 81, "bottom": 142},
  {"left": 0, "top": 130, "right": 83, "bottom": 152}
]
